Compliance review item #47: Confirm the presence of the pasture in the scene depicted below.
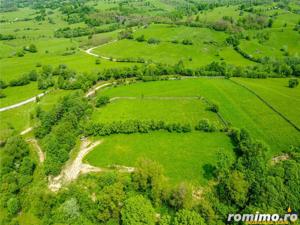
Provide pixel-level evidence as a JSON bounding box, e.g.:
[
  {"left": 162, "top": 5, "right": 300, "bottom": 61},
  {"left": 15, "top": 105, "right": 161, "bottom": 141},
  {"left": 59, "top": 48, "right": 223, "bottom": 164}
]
[
  {"left": 85, "top": 131, "right": 234, "bottom": 184},
  {"left": 96, "top": 78, "right": 300, "bottom": 153}
]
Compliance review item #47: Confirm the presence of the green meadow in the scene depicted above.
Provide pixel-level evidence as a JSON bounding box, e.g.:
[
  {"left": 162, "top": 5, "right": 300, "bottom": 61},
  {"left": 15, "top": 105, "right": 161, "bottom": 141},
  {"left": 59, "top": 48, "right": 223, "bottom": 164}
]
[
  {"left": 85, "top": 131, "right": 234, "bottom": 184},
  {"left": 96, "top": 78, "right": 300, "bottom": 153}
]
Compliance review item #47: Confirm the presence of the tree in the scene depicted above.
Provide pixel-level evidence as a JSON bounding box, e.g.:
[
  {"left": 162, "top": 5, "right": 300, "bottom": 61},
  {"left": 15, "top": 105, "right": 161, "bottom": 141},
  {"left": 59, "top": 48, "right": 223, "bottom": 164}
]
[
  {"left": 121, "top": 195, "right": 155, "bottom": 225},
  {"left": 132, "top": 159, "right": 167, "bottom": 205},
  {"left": 288, "top": 79, "right": 298, "bottom": 88},
  {"left": 7, "top": 197, "right": 21, "bottom": 216},
  {"left": 173, "top": 209, "right": 206, "bottom": 225},
  {"left": 95, "top": 58, "right": 101, "bottom": 64}
]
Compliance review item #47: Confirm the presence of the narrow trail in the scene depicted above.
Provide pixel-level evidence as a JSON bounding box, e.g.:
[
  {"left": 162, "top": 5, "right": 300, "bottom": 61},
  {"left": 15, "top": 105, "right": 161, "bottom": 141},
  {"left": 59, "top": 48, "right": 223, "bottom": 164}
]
[
  {"left": 27, "top": 138, "right": 45, "bottom": 163},
  {"left": 0, "top": 92, "right": 46, "bottom": 112},
  {"left": 83, "top": 39, "right": 118, "bottom": 60},
  {"left": 48, "top": 139, "right": 102, "bottom": 192},
  {"left": 20, "top": 127, "right": 33, "bottom": 135},
  {"left": 230, "top": 79, "right": 300, "bottom": 132},
  {"left": 85, "top": 82, "right": 113, "bottom": 97}
]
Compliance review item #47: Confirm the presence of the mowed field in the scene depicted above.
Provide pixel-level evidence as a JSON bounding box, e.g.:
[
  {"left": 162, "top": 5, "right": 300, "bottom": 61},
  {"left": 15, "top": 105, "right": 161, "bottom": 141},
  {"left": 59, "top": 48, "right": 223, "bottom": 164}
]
[
  {"left": 85, "top": 132, "right": 234, "bottom": 184},
  {"left": 93, "top": 78, "right": 300, "bottom": 153}
]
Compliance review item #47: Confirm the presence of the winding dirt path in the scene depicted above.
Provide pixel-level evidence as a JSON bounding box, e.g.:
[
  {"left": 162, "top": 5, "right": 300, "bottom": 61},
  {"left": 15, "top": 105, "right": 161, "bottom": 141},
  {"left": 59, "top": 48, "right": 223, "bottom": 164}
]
[
  {"left": 27, "top": 138, "right": 45, "bottom": 163},
  {"left": 83, "top": 39, "right": 118, "bottom": 60},
  {"left": 0, "top": 92, "right": 46, "bottom": 112},
  {"left": 48, "top": 139, "right": 102, "bottom": 192}
]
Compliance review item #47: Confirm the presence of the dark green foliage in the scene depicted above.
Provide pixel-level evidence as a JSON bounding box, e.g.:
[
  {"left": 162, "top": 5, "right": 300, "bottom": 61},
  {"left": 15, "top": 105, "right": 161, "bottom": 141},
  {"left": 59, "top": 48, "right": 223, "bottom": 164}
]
[
  {"left": 226, "top": 36, "right": 239, "bottom": 47},
  {"left": 208, "top": 103, "right": 219, "bottom": 113},
  {"left": 182, "top": 39, "right": 193, "bottom": 45},
  {"left": 84, "top": 120, "right": 194, "bottom": 136},
  {"left": 148, "top": 38, "right": 160, "bottom": 44},
  {"left": 288, "top": 79, "right": 299, "bottom": 88},
  {"left": 95, "top": 58, "right": 101, "bottom": 64},
  {"left": 0, "top": 33, "right": 16, "bottom": 40},
  {"left": 121, "top": 195, "right": 155, "bottom": 225},
  {"left": 7, "top": 197, "right": 21, "bottom": 216},
  {"left": 95, "top": 96, "right": 110, "bottom": 107},
  {"left": 24, "top": 44, "right": 37, "bottom": 53},
  {"left": 136, "top": 35, "right": 145, "bottom": 42},
  {"left": 195, "top": 119, "right": 216, "bottom": 132},
  {"left": 173, "top": 209, "right": 206, "bottom": 225},
  {"left": 0, "top": 90, "right": 6, "bottom": 98},
  {"left": 35, "top": 92, "right": 91, "bottom": 175},
  {"left": 132, "top": 159, "right": 168, "bottom": 206}
]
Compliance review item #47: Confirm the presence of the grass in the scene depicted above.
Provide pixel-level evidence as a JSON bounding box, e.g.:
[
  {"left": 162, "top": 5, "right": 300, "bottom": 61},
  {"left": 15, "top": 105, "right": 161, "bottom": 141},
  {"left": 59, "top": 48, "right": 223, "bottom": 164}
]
[
  {"left": 92, "top": 98, "right": 223, "bottom": 127},
  {"left": 93, "top": 24, "right": 255, "bottom": 67},
  {"left": 85, "top": 131, "right": 234, "bottom": 184},
  {"left": 0, "top": 89, "right": 72, "bottom": 140},
  {"left": 0, "top": 82, "right": 42, "bottom": 108},
  {"left": 232, "top": 77, "right": 300, "bottom": 128},
  {"left": 97, "top": 78, "right": 300, "bottom": 154}
]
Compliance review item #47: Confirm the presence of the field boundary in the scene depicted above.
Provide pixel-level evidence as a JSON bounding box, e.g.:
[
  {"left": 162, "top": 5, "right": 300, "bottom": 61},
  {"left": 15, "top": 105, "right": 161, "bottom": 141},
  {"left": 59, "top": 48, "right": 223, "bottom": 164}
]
[{"left": 229, "top": 78, "right": 300, "bottom": 132}]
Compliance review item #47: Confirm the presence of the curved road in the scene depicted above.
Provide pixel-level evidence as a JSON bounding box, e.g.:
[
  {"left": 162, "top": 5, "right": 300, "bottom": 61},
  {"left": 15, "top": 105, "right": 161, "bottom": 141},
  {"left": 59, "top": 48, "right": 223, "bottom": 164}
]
[{"left": 0, "top": 92, "right": 46, "bottom": 112}]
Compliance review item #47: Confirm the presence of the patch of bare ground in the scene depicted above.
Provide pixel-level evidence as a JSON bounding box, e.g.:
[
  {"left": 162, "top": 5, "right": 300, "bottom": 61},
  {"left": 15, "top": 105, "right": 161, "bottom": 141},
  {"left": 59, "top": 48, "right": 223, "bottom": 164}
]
[
  {"left": 27, "top": 138, "right": 45, "bottom": 163},
  {"left": 271, "top": 154, "right": 290, "bottom": 165}
]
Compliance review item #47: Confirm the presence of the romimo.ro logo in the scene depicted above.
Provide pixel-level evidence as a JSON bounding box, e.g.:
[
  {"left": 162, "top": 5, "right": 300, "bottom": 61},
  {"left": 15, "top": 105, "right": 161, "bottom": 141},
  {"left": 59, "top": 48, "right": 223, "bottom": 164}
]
[{"left": 227, "top": 208, "right": 298, "bottom": 224}]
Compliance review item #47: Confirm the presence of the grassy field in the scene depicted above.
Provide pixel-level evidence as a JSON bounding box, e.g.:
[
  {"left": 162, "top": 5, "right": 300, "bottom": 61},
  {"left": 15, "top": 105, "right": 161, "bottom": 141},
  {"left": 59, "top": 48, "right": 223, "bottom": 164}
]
[
  {"left": 85, "top": 131, "right": 234, "bottom": 184},
  {"left": 96, "top": 78, "right": 300, "bottom": 154},
  {"left": 0, "top": 89, "right": 72, "bottom": 140},
  {"left": 93, "top": 24, "right": 256, "bottom": 67},
  {"left": 0, "top": 82, "right": 42, "bottom": 107},
  {"left": 91, "top": 98, "right": 223, "bottom": 127},
  {"left": 232, "top": 77, "right": 300, "bottom": 128}
]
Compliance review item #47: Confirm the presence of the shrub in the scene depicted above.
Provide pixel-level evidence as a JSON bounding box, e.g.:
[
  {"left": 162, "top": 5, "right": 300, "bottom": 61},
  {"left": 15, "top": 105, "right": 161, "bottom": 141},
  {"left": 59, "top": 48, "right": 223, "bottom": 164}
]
[
  {"left": 136, "top": 35, "right": 145, "bottom": 42},
  {"left": 96, "top": 96, "right": 110, "bottom": 107},
  {"left": 209, "top": 103, "right": 219, "bottom": 113},
  {"left": 288, "top": 79, "right": 299, "bottom": 88},
  {"left": 195, "top": 119, "right": 216, "bottom": 132},
  {"left": 0, "top": 91, "right": 6, "bottom": 98},
  {"left": 182, "top": 39, "right": 193, "bottom": 45},
  {"left": 95, "top": 58, "right": 101, "bottom": 64},
  {"left": 147, "top": 38, "right": 160, "bottom": 44}
]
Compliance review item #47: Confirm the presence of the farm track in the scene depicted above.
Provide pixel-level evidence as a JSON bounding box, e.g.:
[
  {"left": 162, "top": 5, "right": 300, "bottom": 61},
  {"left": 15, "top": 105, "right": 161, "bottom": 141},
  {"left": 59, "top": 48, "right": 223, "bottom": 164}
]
[
  {"left": 230, "top": 79, "right": 300, "bottom": 132},
  {"left": 0, "top": 92, "right": 47, "bottom": 112}
]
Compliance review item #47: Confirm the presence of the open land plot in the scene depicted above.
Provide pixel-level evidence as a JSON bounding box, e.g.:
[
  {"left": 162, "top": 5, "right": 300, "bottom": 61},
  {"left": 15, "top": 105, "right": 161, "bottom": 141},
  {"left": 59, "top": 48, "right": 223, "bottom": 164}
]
[
  {"left": 85, "top": 131, "right": 234, "bottom": 184},
  {"left": 92, "top": 24, "right": 256, "bottom": 67},
  {"left": 232, "top": 77, "right": 300, "bottom": 128},
  {"left": 91, "top": 98, "right": 223, "bottom": 128},
  {"left": 97, "top": 78, "right": 300, "bottom": 153}
]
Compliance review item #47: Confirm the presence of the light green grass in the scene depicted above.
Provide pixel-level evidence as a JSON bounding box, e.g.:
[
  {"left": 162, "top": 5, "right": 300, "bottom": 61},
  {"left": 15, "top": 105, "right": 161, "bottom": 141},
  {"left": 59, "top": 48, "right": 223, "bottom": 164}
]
[
  {"left": 0, "top": 82, "right": 42, "bottom": 108},
  {"left": 97, "top": 78, "right": 300, "bottom": 153},
  {"left": 93, "top": 24, "right": 255, "bottom": 67},
  {"left": 92, "top": 98, "right": 223, "bottom": 127},
  {"left": 0, "top": 89, "right": 72, "bottom": 140},
  {"left": 232, "top": 77, "right": 300, "bottom": 128},
  {"left": 85, "top": 132, "right": 234, "bottom": 184}
]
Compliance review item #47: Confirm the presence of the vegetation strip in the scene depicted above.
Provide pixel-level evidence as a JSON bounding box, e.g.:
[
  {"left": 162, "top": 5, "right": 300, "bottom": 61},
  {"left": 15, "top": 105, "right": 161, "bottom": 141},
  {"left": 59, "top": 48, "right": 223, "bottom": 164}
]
[{"left": 230, "top": 78, "right": 300, "bottom": 132}]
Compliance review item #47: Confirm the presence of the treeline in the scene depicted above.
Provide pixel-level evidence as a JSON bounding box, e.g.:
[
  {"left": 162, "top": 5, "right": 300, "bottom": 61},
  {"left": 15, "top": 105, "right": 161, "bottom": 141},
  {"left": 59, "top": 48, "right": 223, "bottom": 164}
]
[
  {"left": 0, "top": 33, "right": 16, "bottom": 40},
  {"left": 54, "top": 24, "right": 119, "bottom": 38},
  {"left": 84, "top": 119, "right": 221, "bottom": 137},
  {"left": 0, "top": 136, "right": 36, "bottom": 220},
  {"left": 34, "top": 91, "right": 91, "bottom": 175}
]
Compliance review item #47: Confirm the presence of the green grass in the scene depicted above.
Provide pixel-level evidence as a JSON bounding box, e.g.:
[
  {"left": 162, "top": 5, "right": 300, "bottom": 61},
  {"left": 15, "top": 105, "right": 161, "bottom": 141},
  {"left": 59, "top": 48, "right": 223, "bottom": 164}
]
[
  {"left": 92, "top": 98, "right": 223, "bottom": 127},
  {"left": 232, "top": 77, "right": 300, "bottom": 128},
  {"left": 0, "top": 82, "right": 42, "bottom": 108},
  {"left": 0, "top": 89, "right": 72, "bottom": 140},
  {"left": 97, "top": 78, "right": 300, "bottom": 154},
  {"left": 92, "top": 24, "right": 255, "bottom": 67},
  {"left": 85, "top": 131, "right": 234, "bottom": 184}
]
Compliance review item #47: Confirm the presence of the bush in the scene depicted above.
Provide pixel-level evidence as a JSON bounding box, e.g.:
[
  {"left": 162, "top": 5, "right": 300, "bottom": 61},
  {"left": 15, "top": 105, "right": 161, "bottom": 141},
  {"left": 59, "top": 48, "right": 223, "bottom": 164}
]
[
  {"left": 7, "top": 197, "right": 21, "bottom": 216},
  {"left": 182, "top": 39, "right": 193, "bottom": 45},
  {"left": 136, "top": 35, "right": 145, "bottom": 42},
  {"left": 209, "top": 103, "right": 219, "bottom": 113},
  {"left": 195, "top": 119, "right": 216, "bottom": 132},
  {"left": 288, "top": 79, "right": 299, "bottom": 88},
  {"left": 147, "top": 38, "right": 160, "bottom": 44},
  {"left": 96, "top": 96, "right": 110, "bottom": 107},
  {"left": 0, "top": 91, "right": 6, "bottom": 98},
  {"left": 95, "top": 58, "right": 101, "bottom": 64}
]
